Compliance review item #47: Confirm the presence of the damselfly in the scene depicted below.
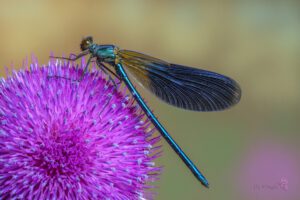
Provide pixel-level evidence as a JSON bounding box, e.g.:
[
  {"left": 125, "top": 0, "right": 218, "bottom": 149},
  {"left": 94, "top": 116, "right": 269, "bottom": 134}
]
[{"left": 52, "top": 36, "right": 241, "bottom": 188}]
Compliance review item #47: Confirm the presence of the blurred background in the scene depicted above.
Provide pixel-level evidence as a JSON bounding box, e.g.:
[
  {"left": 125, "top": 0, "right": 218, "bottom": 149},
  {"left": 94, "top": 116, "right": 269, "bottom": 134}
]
[{"left": 1, "top": 1, "right": 299, "bottom": 199}]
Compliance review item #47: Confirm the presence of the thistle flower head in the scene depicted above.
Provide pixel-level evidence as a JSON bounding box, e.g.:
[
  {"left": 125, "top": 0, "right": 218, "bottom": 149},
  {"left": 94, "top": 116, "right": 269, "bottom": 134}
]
[{"left": 0, "top": 56, "right": 161, "bottom": 199}]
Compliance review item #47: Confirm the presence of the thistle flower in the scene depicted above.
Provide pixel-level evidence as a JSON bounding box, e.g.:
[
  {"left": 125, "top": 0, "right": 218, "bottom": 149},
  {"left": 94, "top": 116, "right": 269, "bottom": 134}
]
[{"left": 0, "top": 56, "right": 161, "bottom": 199}]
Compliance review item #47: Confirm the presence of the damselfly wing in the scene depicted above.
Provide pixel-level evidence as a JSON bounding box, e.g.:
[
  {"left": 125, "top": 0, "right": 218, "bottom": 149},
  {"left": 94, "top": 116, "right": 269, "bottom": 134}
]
[{"left": 117, "top": 50, "right": 241, "bottom": 111}]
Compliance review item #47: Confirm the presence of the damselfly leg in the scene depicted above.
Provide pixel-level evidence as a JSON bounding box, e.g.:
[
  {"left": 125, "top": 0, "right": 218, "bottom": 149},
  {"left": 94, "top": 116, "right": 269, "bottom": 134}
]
[
  {"left": 50, "top": 50, "right": 90, "bottom": 61},
  {"left": 95, "top": 61, "right": 123, "bottom": 117},
  {"left": 48, "top": 51, "right": 92, "bottom": 82},
  {"left": 96, "top": 60, "right": 121, "bottom": 88}
]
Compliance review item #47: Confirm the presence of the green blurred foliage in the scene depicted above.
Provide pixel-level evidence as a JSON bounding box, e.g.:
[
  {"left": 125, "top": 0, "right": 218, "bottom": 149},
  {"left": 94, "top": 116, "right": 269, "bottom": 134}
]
[{"left": 0, "top": 1, "right": 299, "bottom": 199}]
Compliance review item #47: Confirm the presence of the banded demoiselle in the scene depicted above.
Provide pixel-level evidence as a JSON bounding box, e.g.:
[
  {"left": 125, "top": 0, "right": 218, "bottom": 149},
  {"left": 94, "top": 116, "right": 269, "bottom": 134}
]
[{"left": 52, "top": 36, "right": 242, "bottom": 188}]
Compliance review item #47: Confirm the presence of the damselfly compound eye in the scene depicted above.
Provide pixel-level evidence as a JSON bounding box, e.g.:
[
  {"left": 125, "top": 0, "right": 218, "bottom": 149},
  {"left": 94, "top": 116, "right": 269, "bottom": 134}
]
[{"left": 80, "top": 36, "right": 93, "bottom": 51}]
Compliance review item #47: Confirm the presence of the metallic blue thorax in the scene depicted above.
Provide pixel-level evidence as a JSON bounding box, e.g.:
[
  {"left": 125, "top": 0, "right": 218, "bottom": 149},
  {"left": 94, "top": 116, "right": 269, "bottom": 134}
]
[{"left": 89, "top": 44, "right": 116, "bottom": 63}]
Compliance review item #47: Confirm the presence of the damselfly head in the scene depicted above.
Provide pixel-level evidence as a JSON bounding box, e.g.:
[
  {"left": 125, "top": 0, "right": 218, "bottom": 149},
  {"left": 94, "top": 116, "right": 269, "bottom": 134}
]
[{"left": 80, "top": 36, "right": 93, "bottom": 51}]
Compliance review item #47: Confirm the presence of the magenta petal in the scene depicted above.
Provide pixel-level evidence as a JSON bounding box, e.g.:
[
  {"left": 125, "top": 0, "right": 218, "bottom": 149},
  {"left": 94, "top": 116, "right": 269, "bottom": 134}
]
[{"left": 0, "top": 56, "right": 161, "bottom": 199}]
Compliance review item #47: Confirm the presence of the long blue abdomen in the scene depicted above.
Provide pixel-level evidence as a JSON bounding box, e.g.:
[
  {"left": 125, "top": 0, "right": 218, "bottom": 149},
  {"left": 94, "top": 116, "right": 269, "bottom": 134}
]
[{"left": 115, "top": 63, "right": 209, "bottom": 188}]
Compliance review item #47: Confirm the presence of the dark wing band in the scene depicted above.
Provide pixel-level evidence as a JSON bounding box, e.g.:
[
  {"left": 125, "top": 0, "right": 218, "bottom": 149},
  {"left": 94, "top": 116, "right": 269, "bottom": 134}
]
[{"left": 117, "top": 50, "right": 241, "bottom": 111}]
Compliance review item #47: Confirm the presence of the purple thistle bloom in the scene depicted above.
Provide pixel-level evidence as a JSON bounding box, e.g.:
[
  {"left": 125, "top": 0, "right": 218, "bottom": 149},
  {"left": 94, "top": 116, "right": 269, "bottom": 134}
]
[{"left": 0, "top": 56, "right": 161, "bottom": 199}]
